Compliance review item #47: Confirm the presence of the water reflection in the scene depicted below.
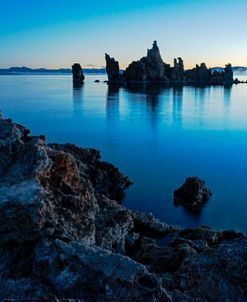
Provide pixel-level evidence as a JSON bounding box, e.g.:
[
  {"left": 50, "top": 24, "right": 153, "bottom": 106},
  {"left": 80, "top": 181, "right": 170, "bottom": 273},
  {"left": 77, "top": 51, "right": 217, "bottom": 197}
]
[
  {"left": 106, "top": 84, "right": 170, "bottom": 128},
  {"left": 72, "top": 86, "right": 84, "bottom": 113},
  {"left": 106, "top": 85, "right": 120, "bottom": 122},
  {"left": 126, "top": 84, "right": 167, "bottom": 113},
  {"left": 194, "top": 87, "right": 208, "bottom": 115},
  {"left": 104, "top": 83, "right": 236, "bottom": 133},
  {"left": 223, "top": 85, "right": 232, "bottom": 108},
  {"left": 181, "top": 206, "right": 203, "bottom": 220},
  {"left": 172, "top": 87, "right": 183, "bottom": 127}
]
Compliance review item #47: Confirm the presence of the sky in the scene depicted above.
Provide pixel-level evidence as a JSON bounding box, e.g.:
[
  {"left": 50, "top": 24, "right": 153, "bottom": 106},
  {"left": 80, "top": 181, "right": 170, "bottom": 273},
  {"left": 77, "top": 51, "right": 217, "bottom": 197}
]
[{"left": 1, "top": 0, "right": 247, "bottom": 69}]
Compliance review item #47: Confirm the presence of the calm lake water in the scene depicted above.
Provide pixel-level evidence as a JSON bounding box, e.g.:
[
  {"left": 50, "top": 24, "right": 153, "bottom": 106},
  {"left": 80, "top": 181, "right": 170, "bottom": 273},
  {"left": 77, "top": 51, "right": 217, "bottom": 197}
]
[{"left": 1, "top": 74, "right": 247, "bottom": 232}]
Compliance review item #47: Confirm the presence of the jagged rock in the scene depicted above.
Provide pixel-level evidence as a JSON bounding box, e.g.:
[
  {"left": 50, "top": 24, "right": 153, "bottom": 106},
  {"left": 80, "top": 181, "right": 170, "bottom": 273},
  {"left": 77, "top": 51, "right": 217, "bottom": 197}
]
[
  {"left": 0, "top": 116, "right": 170, "bottom": 301},
  {"left": 131, "top": 210, "right": 179, "bottom": 239},
  {"left": 95, "top": 195, "right": 134, "bottom": 254},
  {"left": 49, "top": 143, "right": 132, "bottom": 201},
  {"left": 0, "top": 115, "right": 247, "bottom": 301},
  {"left": 105, "top": 54, "right": 122, "bottom": 83},
  {"left": 185, "top": 63, "right": 211, "bottom": 83},
  {"left": 125, "top": 41, "right": 168, "bottom": 83},
  {"left": 168, "top": 226, "right": 244, "bottom": 258},
  {"left": 0, "top": 128, "right": 97, "bottom": 245},
  {"left": 125, "top": 60, "right": 147, "bottom": 82},
  {"left": 198, "top": 63, "right": 211, "bottom": 82},
  {"left": 3, "top": 299, "right": 84, "bottom": 302},
  {"left": 131, "top": 234, "right": 197, "bottom": 274},
  {"left": 211, "top": 69, "right": 225, "bottom": 84},
  {"left": 105, "top": 41, "right": 234, "bottom": 86},
  {"left": 174, "top": 238, "right": 247, "bottom": 301},
  {"left": 174, "top": 177, "right": 212, "bottom": 209},
  {"left": 224, "top": 64, "right": 234, "bottom": 83},
  {"left": 171, "top": 58, "right": 184, "bottom": 82},
  {"left": 0, "top": 239, "right": 171, "bottom": 302},
  {"left": 72, "top": 63, "right": 85, "bottom": 88}
]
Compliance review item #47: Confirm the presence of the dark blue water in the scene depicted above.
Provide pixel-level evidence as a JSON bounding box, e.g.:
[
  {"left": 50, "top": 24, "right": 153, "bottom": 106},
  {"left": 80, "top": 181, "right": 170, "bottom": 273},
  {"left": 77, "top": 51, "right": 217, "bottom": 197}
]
[{"left": 1, "top": 74, "right": 247, "bottom": 232}]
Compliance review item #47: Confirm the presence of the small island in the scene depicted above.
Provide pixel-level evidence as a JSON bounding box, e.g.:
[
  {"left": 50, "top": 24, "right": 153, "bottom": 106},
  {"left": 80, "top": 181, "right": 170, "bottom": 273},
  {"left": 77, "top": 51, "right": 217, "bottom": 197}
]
[{"left": 105, "top": 41, "right": 236, "bottom": 86}]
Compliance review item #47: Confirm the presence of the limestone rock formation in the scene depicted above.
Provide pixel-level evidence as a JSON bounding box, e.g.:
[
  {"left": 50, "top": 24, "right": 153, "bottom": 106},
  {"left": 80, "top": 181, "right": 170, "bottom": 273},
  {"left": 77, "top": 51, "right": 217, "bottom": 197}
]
[
  {"left": 224, "top": 64, "right": 234, "bottom": 83},
  {"left": 174, "top": 176, "right": 212, "bottom": 209},
  {"left": 211, "top": 69, "right": 225, "bottom": 84},
  {"left": 0, "top": 115, "right": 246, "bottom": 301},
  {"left": 72, "top": 63, "right": 85, "bottom": 87},
  {"left": 171, "top": 58, "right": 184, "bottom": 82},
  {"left": 185, "top": 63, "right": 211, "bottom": 83},
  {"left": 105, "top": 54, "right": 122, "bottom": 83},
  {"left": 105, "top": 41, "right": 234, "bottom": 86},
  {"left": 125, "top": 41, "right": 168, "bottom": 83}
]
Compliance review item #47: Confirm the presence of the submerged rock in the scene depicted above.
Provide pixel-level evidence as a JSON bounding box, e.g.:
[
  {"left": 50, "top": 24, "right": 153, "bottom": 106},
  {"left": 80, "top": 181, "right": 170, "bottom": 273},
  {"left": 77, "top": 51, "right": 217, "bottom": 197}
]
[
  {"left": 72, "top": 63, "right": 85, "bottom": 87},
  {"left": 174, "top": 177, "right": 212, "bottom": 209},
  {"left": 0, "top": 115, "right": 246, "bottom": 301}
]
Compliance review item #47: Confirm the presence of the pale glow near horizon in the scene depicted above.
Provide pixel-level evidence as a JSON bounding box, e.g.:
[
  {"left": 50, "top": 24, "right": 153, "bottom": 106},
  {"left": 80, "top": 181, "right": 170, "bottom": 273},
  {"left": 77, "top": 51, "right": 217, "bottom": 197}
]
[{"left": 1, "top": 0, "right": 247, "bottom": 69}]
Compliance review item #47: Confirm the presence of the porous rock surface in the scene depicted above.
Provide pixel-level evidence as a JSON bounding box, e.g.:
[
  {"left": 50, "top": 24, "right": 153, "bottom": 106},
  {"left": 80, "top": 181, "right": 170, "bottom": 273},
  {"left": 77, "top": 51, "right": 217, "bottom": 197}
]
[
  {"left": 0, "top": 115, "right": 246, "bottom": 302},
  {"left": 174, "top": 176, "right": 212, "bottom": 209}
]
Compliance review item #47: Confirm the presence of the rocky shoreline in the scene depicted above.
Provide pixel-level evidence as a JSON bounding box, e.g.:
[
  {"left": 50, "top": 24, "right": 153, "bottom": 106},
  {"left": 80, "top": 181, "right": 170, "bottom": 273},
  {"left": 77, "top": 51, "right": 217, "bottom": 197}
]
[{"left": 0, "top": 114, "right": 247, "bottom": 301}]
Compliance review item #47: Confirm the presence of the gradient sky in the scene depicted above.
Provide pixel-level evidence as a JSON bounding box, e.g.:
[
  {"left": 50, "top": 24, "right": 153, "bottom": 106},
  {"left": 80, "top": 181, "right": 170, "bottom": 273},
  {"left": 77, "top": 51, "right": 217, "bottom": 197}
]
[{"left": 1, "top": 0, "right": 247, "bottom": 69}]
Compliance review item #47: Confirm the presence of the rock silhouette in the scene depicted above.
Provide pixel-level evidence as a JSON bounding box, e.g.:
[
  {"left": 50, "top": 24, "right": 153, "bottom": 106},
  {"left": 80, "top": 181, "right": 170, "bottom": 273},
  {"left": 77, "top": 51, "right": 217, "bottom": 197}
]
[
  {"left": 105, "top": 41, "right": 234, "bottom": 85},
  {"left": 72, "top": 63, "right": 85, "bottom": 87},
  {"left": 105, "top": 54, "right": 122, "bottom": 83},
  {"left": 125, "top": 41, "right": 168, "bottom": 83}
]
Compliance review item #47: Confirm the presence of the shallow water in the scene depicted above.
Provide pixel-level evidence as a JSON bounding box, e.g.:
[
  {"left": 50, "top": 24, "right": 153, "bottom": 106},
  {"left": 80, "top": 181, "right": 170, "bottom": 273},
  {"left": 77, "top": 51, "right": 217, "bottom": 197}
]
[{"left": 1, "top": 74, "right": 247, "bottom": 232}]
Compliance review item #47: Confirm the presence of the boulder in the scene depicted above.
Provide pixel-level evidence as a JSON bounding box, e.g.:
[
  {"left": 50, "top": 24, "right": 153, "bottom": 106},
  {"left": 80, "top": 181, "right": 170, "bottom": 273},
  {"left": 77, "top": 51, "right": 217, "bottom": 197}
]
[
  {"left": 175, "top": 238, "right": 247, "bottom": 301},
  {"left": 174, "top": 177, "right": 212, "bottom": 209}
]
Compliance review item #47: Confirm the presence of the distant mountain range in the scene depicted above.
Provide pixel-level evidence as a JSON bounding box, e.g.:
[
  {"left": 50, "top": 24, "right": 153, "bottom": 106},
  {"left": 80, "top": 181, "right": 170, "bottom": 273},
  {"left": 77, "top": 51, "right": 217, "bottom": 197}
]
[
  {"left": 0, "top": 66, "right": 106, "bottom": 75},
  {"left": 0, "top": 66, "right": 247, "bottom": 75},
  {"left": 212, "top": 66, "right": 247, "bottom": 73}
]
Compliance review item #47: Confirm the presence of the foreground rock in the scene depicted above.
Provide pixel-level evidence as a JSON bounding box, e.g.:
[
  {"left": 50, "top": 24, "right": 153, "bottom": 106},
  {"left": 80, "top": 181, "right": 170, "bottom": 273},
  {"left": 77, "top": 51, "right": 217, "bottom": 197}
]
[
  {"left": 174, "top": 176, "right": 212, "bottom": 209},
  {"left": 0, "top": 115, "right": 246, "bottom": 301}
]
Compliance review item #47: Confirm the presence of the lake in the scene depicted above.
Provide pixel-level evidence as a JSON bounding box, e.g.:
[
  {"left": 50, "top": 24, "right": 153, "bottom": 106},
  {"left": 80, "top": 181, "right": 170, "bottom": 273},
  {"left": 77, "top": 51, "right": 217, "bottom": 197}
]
[{"left": 1, "top": 74, "right": 247, "bottom": 232}]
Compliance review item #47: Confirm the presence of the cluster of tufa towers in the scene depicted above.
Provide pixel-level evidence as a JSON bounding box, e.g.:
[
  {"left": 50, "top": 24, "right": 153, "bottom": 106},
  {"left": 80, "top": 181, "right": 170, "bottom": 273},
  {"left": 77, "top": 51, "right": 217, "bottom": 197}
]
[{"left": 72, "top": 41, "right": 234, "bottom": 87}]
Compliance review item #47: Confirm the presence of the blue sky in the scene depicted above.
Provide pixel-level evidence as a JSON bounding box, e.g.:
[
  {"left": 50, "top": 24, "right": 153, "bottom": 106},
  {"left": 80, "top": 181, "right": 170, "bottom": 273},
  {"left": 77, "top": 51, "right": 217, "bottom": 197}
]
[{"left": 1, "top": 0, "right": 247, "bottom": 68}]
